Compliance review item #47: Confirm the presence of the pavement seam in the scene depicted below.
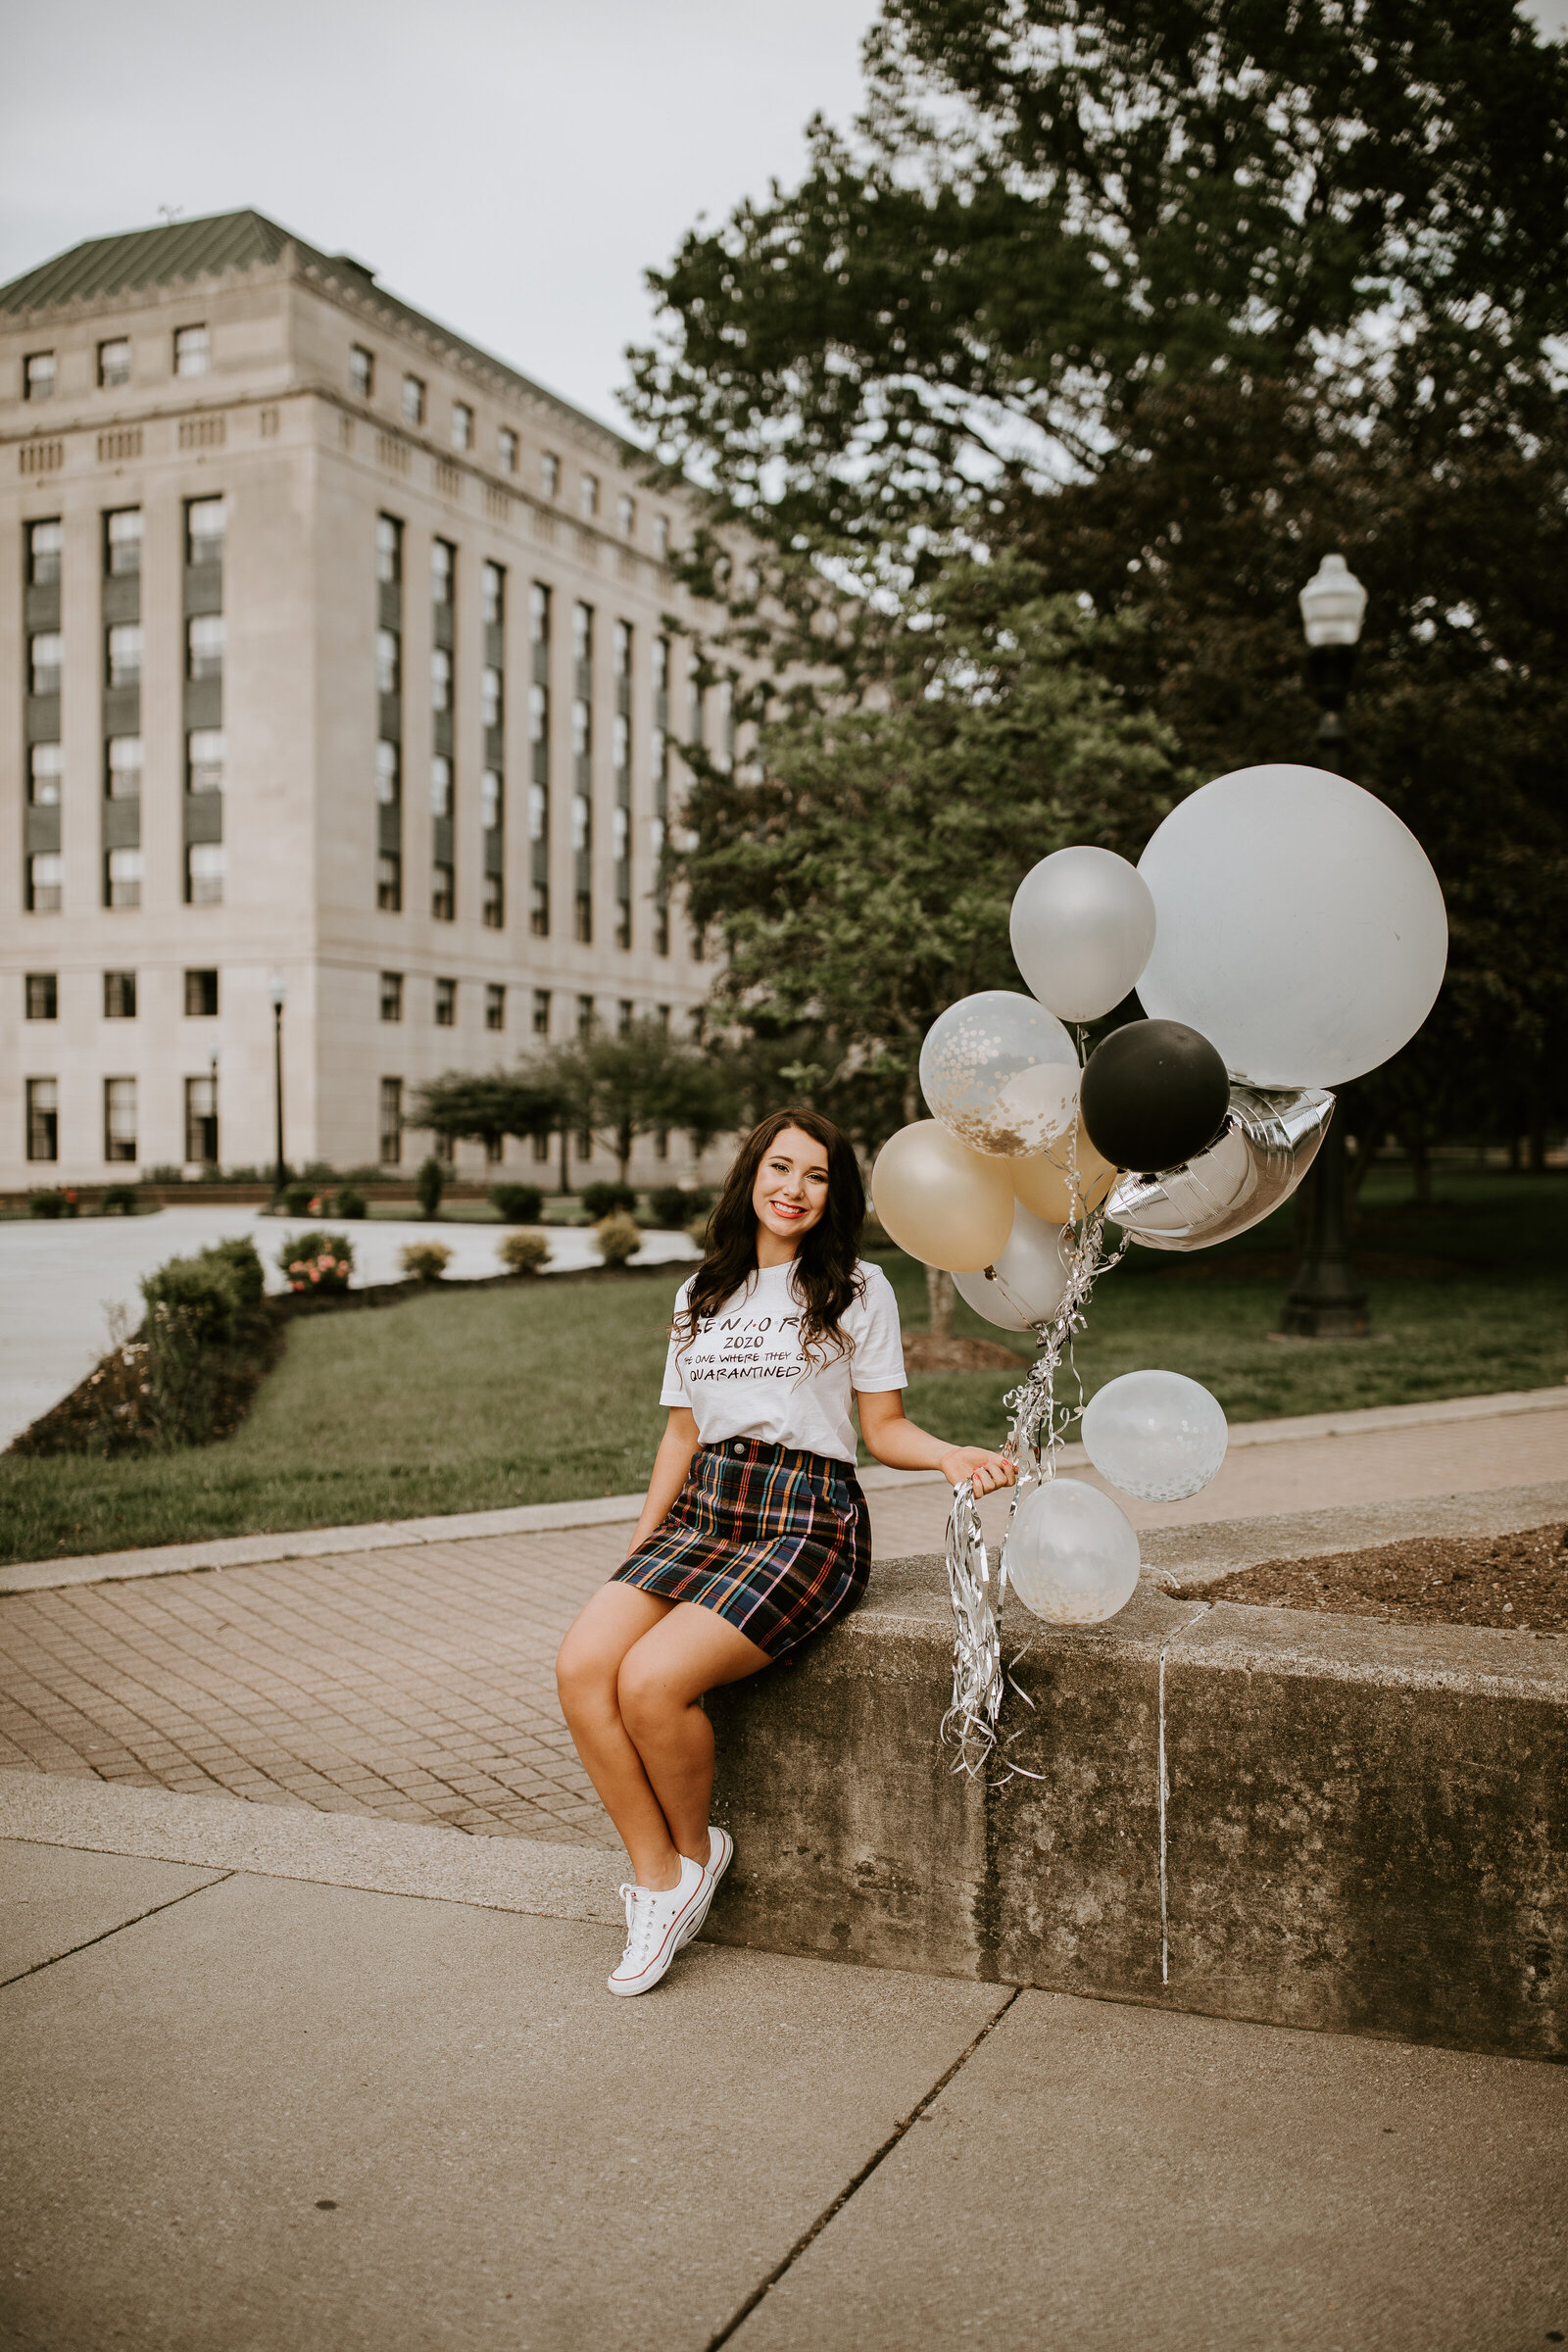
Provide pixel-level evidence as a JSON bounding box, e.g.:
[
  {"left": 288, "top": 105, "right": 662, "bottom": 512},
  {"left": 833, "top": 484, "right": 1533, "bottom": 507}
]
[
  {"left": 0, "top": 1869, "right": 235, "bottom": 1992},
  {"left": 702, "top": 1984, "right": 1022, "bottom": 2351}
]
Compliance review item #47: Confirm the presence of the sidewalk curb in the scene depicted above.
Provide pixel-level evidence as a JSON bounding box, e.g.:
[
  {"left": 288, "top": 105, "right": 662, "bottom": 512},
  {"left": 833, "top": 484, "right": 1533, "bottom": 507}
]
[{"left": 3, "top": 1387, "right": 1563, "bottom": 1597}]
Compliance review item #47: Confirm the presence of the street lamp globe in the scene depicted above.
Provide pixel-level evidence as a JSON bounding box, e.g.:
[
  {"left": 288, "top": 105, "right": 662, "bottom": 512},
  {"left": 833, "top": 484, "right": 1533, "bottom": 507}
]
[
  {"left": 1298, "top": 553, "right": 1366, "bottom": 649},
  {"left": 268, "top": 969, "right": 287, "bottom": 1011}
]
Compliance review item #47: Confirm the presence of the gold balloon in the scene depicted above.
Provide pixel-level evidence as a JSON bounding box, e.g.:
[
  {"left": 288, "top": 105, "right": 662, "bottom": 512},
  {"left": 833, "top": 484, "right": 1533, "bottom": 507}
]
[
  {"left": 1010, "top": 1120, "right": 1117, "bottom": 1223},
  {"left": 870, "top": 1120, "right": 1016, "bottom": 1271}
]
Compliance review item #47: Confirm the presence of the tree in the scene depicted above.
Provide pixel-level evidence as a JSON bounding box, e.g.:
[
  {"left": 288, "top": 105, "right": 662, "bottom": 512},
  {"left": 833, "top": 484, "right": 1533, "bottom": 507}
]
[
  {"left": 408, "top": 1068, "right": 568, "bottom": 1159},
  {"left": 546, "top": 1021, "right": 740, "bottom": 1186}
]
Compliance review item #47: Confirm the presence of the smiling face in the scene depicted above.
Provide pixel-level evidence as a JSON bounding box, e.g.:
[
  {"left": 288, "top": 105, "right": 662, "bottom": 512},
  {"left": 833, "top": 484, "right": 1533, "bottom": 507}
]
[{"left": 751, "top": 1123, "right": 831, "bottom": 1254}]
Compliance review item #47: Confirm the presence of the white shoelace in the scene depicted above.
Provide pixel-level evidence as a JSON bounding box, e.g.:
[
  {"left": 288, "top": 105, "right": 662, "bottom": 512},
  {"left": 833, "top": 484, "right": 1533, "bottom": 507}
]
[{"left": 616, "top": 1883, "right": 661, "bottom": 1969}]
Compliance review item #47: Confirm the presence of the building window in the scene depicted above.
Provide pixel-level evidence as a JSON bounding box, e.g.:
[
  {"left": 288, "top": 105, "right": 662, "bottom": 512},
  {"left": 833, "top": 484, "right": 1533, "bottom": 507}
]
[
  {"left": 617, "top": 493, "right": 636, "bottom": 540},
  {"left": 173, "top": 325, "right": 210, "bottom": 377},
  {"left": 183, "top": 969, "right": 219, "bottom": 1017},
  {"left": 106, "top": 848, "right": 143, "bottom": 908},
  {"left": 612, "top": 804, "right": 630, "bottom": 864},
  {"left": 104, "top": 1078, "right": 137, "bottom": 1163},
  {"left": 576, "top": 995, "right": 595, "bottom": 1041},
  {"left": 654, "top": 514, "right": 669, "bottom": 560},
  {"left": 107, "top": 737, "right": 143, "bottom": 799},
  {"left": 350, "top": 345, "right": 374, "bottom": 397},
  {"left": 480, "top": 769, "right": 503, "bottom": 831},
  {"left": 613, "top": 619, "right": 632, "bottom": 681},
  {"left": 379, "top": 1077, "right": 403, "bottom": 1165},
  {"left": 186, "top": 844, "right": 225, "bottom": 906},
  {"left": 434, "top": 977, "right": 457, "bottom": 1026},
  {"left": 375, "top": 628, "right": 400, "bottom": 695},
  {"left": 579, "top": 472, "right": 599, "bottom": 519},
  {"left": 377, "top": 852, "right": 402, "bottom": 911},
  {"left": 482, "top": 562, "right": 505, "bottom": 627},
  {"left": 451, "top": 402, "right": 472, "bottom": 452},
  {"left": 380, "top": 971, "right": 404, "bottom": 1022},
  {"left": 25, "top": 974, "right": 58, "bottom": 1020},
  {"left": 429, "top": 755, "right": 453, "bottom": 817},
  {"left": 574, "top": 892, "right": 592, "bottom": 945},
  {"left": 612, "top": 714, "right": 631, "bottom": 776},
  {"left": 29, "top": 746, "right": 63, "bottom": 805},
  {"left": 402, "top": 374, "right": 425, "bottom": 425},
  {"left": 481, "top": 872, "right": 504, "bottom": 929},
  {"left": 98, "top": 340, "right": 131, "bottom": 390},
  {"left": 528, "top": 781, "right": 547, "bottom": 845},
  {"left": 431, "top": 862, "right": 455, "bottom": 921},
  {"left": 430, "top": 647, "right": 452, "bottom": 710},
  {"left": 188, "top": 730, "right": 224, "bottom": 793},
  {"left": 481, "top": 665, "right": 502, "bottom": 728},
  {"left": 431, "top": 537, "right": 455, "bottom": 606},
  {"left": 529, "top": 682, "right": 548, "bottom": 748},
  {"left": 26, "top": 1078, "right": 59, "bottom": 1162},
  {"left": 24, "top": 352, "right": 57, "bottom": 402},
  {"left": 106, "top": 509, "right": 143, "bottom": 575},
  {"left": 532, "top": 1131, "right": 550, "bottom": 1164},
  {"left": 187, "top": 614, "right": 225, "bottom": 680},
  {"left": 27, "top": 520, "right": 63, "bottom": 586},
  {"left": 105, "top": 625, "right": 141, "bottom": 688},
  {"left": 574, "top": 605, "right": 594, "bottom": 670},
  {"left": 575, "top": 1128, "right": 593, "bottom": 1161},
  {"left": 571, "top": 790, "right": 591, "bottom": 853},
  {"left": 485, "top": 983, "right": 506, "bottom": 1032},
  {"left": 571, "top": 703, "right": 590, "bottom": 761},
  {"left": 529, "top": 881, "right": 549, "bottom": 937},
  {"left": 376, "top": 514, "right": 402, "bottom": 584},
  {"left": 498, "top": 427, "right": 517, "bottom": 474},
  {"left": 187, "top": 497, "right": 226, "bottom": 565},
  {"left": 104, "top": 970, "right": 137, "bottom": 1018},
  {"left": 29, "top": 632, "right": 64, "bottom": 697},
  {"left": 375, "top": 741, "right": 400, "bottom": 805},
  {"left": 532, "top": 989, "right": 551, "bottom": 1037},
  {"left": 26, "top": 854, "right": 63, "bottom": 912},
  {"left": 184, "top": 1073, "right": 219, "bottom": 1165},
  {"left": 617, "top": 1000, "right": 635, "bottom": 1036},
  {"left": 540, "top": 452, "right": 560, "bottom": 499},
  {"left": 436, "top": 1129, "right": 456, "bottom": 1168}
]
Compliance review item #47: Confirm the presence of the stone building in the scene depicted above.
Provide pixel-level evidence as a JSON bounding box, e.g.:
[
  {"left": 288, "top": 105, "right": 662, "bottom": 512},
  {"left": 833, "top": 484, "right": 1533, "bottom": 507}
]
[{"left": 0, "top": 210, "right": 731, "bottom": 1192}]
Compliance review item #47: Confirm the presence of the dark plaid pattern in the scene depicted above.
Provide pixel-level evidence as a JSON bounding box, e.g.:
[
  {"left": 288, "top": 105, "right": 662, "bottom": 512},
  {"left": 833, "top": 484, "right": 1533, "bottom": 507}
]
[{"left": 611, "top": 1438, "right": 870, "bottom": 1659}]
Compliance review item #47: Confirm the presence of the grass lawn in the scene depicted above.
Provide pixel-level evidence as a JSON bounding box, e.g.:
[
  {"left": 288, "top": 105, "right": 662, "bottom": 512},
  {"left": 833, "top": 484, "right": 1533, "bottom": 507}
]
[{"left": 2, "top": 1170, "right": 1562, "bottom": 1565}]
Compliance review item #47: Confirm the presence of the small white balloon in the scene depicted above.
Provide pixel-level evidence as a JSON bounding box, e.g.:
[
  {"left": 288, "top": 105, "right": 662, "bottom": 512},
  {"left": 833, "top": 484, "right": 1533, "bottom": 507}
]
[
  {"left": 953, "top": 1203, "right": 1069, "bottom": 1330},
  {"left": 1081, "top": 1370, "right": 1228, "bottom": 1502},
  {"left": 1004, "top": 1478, "right": 1141, "bottom": 1625},
  {"left": 919, "top": 991, "right": 1079, "bottom": 1156},
  {"left": 1137, "top": 764, "right": 1447, "bottom": 1086},
  {"left": 1010, "top": 846, "right": 1157, "bottom": 1022}
]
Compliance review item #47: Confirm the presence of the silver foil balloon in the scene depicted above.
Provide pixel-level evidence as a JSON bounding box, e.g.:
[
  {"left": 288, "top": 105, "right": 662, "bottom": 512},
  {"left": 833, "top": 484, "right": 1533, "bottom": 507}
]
[{"left": 1106, "top": 1083, "right": 1334, "bottom": 1251}]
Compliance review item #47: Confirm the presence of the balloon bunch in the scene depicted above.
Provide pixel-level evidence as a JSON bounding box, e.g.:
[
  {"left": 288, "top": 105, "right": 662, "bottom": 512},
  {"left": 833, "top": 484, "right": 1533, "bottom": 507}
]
[{"left": 869, "top": 763, "right": 1448, "bottom": 1774}]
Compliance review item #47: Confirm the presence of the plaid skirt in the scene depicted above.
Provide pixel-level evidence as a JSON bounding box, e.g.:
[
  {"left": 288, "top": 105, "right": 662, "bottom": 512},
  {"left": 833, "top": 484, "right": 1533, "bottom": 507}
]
[{"left": 611, "top": 1437, "right": 870, "bottom": 1660}]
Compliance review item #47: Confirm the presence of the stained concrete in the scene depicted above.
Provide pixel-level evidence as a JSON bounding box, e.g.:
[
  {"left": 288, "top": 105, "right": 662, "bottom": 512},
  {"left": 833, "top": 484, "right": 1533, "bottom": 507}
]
[
  {"left": 0, "top": 1867, "right": 1005, "bottom": 2352},
  {"left": 706, "top": 1555, "right": 1568, "bottom": 2056},
  {"left": 0, "top": 1838, "right": 225, "bottom": 1984},
  {"left": 729, "top": 1988, "right": 1568, "bottom": 2352}
]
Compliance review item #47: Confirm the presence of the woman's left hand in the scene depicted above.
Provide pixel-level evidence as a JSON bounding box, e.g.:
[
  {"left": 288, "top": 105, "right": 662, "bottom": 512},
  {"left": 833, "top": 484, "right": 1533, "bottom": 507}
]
[{"left": 938, "top": 1446, "right": 1016, "bottom": 1496}]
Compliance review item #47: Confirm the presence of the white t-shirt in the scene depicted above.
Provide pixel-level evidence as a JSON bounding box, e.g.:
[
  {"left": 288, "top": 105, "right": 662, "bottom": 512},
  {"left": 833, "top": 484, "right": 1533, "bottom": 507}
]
[{"left": 660, "top": 1258, "right": 906, "bottom": 1464}]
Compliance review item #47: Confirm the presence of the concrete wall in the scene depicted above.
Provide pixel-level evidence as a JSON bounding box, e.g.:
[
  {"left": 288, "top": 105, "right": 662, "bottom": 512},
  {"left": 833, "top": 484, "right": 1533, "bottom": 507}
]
[{"left": 706, "top": 1559, "right": 1568, "bottom": 2059}]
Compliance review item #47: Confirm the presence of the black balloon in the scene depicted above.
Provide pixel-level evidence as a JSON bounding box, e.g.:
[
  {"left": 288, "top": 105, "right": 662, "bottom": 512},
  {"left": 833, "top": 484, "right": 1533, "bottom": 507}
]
[{"left": 1079, "top": 1019, "right": 1231, "bottom": 1176}]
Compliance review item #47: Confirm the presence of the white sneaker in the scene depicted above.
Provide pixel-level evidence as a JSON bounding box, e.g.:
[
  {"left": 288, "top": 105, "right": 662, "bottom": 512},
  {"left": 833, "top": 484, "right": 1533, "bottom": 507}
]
[
  {"left": 607, "top": 1855, "right": 706, "bottom": 1996},
  {"left": 677, "top": 1825, "right": 734, "bottom": 1948}
]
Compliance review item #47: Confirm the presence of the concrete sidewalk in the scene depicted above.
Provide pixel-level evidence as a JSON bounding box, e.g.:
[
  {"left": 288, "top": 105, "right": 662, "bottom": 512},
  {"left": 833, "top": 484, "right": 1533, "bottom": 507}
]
[{"left": 3, "top": 1779, "right": 1565, "bottom": 2352}]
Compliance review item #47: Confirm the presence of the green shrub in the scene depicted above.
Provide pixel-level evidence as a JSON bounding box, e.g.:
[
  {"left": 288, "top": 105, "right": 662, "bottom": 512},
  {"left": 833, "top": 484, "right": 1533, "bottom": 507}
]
[
  {"left": 401, "top": 1241, "right": 452, "bottom": 1282},
  {"left": 142, "top": 1239, "right": 264, "bottom": 1345},
  {"left": 499, "top": 1231, "right": 552, "bottom": 1276},
  {"left": 101, "top": 1183, "right": 140, "bottom": 1215},
  {"left": 281, "top": 1181, "right": 315, "bottom": 1217},
  {"left": 594, "top": 1210, "right": 643, "bottom": 1267},
  {"left": 28, "top": 1188, "right": 77, "bottom": 1218},
  {"left": 276, "top": 1230, "right": 354, "bottom": 1295},
  {"left": 137, "top": 1237, "right": 270, "bottom": 1446},
  {"left": 685, "top": 1213, "right": 713, "bottom": 1250},
  {"left": 333, "top": 1186, "right": 368, "bottom": 1219},
  {"left": 490, "top": 1183, "right": 544, "bottom": 1224},
  {"left": 649, "top": 1185, "right": 711, "bottom": 1229},
  {"left": 203, "top": 1236, "right": 267, "bottom": 1308},
  {"left": 416, "top": 1157, "right": 445, "bottom": 1219},
  {"left": 581, "top": 1181, "right": 637, "bottom": 1221}
]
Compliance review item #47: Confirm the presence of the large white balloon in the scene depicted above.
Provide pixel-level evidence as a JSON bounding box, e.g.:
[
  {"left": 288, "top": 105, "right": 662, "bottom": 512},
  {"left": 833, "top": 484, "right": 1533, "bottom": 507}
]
[
  {"left": 918, "top": 991, "right": 1079, "bottom": 1156},
  {"left": 1081, "top": 1370, "right": 1228, "bottom": 1502},
  {"left": 1004, "top": 1479, "right": 1141, "bottom": 1625},
  {"left": 1010, "top": 846, "right": 1157, "bottom": 1023},
  {"left": 953, "top": 1203, "right": 1069, "bottom": 1330},
  {"left": 1136, "top": 764, "right": 1447, "bottom": 1086}
]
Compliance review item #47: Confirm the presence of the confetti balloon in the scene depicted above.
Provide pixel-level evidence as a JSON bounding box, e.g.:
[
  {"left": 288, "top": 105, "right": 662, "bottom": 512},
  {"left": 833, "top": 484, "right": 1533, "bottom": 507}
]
[
  {"left": 1004, "top": 1478, "right": 1141, "bottom": 1625},
  {"left": 1081, "top": 1370, "right": 1228, "bottom": 1502},
  {"left": 919, "top": 991, "right": 1079, "bottom": 1157}
]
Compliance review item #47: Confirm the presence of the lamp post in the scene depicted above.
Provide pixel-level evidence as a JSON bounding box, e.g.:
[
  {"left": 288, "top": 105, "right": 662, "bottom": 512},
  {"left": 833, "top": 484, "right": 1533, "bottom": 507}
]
[
  {"left": 1279, "top": 555, "right": 1370, "bottom": 1341},
  {"left": 268, "top": 971, "right": 287, "bottom": 1208}
]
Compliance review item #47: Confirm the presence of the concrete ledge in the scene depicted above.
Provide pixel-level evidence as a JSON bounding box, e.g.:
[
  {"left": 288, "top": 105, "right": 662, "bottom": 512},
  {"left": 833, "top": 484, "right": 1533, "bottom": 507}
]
[{"left": 706, "top": 1555, "right": 1568, "bottom": 2059}]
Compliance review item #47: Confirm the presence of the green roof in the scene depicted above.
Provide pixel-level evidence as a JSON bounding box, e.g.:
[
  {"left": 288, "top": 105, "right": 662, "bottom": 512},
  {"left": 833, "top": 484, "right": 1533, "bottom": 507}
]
[{"left": 0, "top": 209, "right": 630, "bottom": 449}]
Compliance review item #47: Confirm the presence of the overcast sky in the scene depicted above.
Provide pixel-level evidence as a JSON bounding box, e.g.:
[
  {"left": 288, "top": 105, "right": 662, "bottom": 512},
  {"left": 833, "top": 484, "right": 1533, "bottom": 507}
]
[
  {"left": 3, "top": 0, "right": 1563, "bottom": 439},
  {"left": 0, "top": 0, "right": 880, "bottom": 434}
]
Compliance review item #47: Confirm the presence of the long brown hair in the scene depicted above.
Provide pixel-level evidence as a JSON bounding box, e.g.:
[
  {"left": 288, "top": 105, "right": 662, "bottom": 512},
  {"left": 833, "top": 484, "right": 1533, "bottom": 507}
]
[{"left": 676, "top": 1107, "right": 866, "bottom": 1365}]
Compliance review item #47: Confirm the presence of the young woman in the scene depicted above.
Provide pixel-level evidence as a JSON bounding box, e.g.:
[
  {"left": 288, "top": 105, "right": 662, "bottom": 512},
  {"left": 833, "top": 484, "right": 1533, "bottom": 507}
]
[{"left": 556, "top": 1106, "right": 1014, "bottom": 1997}]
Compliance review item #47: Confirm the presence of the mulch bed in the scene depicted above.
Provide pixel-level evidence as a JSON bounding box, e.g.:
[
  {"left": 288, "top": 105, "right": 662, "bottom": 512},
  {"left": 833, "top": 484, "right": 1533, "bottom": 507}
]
[
  {"left": 8, "top": 1312, "right": 286, "bottom": 1459},
  {"left": 1180, "top": 1523, "right": 1568, "bottom": 1634},
  {"left": 904, "top": 1333, "right": 1029, "bottom": 1373}
]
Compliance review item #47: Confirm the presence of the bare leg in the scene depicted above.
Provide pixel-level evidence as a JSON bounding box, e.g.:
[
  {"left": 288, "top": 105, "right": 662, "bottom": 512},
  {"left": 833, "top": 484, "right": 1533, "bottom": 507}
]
[
  {"left": 557, "top": 1584, "right": 680, "bottom": 1886},
  {"left": 616, "top": 1603, "right": 771, "bottom": 1867}
]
